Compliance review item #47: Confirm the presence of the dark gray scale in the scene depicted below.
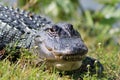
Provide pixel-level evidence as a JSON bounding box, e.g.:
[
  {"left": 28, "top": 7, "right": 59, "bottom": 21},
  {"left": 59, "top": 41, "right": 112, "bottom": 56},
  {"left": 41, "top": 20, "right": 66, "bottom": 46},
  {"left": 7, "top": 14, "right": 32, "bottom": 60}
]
[
  {"left": 0, "top": 12, "right": 7, "bottom": 22},
  {"left": 21, "top": 32, "right": 34, "bottom": 48},
  {"left": 0, "top": 5, "right": 52, "bottom": 48},
  {"left": 0, "top": 23, "right": 18, "bottom": 43},
  {"left": 23, "top": 17, "right": 35, "bottom": 29},
  {"left": 0, "top": 5, "right": 7, "bottom": 11},
  {"left": 8, "top": 28, "right": 21, "bottom": 42}
]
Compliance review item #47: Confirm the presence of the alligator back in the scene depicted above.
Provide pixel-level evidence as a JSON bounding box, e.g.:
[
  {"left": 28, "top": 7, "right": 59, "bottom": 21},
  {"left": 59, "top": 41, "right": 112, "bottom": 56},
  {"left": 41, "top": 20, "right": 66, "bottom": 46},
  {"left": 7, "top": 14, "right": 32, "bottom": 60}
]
[{"left": 0, "top": 5, "right": 51, "bottom": 48}]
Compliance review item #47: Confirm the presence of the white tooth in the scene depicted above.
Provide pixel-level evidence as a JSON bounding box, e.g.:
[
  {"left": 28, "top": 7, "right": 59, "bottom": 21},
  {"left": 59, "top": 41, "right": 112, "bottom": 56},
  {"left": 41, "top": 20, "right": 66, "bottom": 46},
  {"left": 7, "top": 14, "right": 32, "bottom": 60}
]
[
  {"left": 68, "top": 56, "right": 70, "bottom": 59},
  {"left": 60, "top": 56, "right": 63, "bottom": 59},
  {"left": 67, "top": 56, "right": 69, "bottom": 59},
  {"left": 69, "top": 56, "right": 71, "bottom": 59},
  {"left": 68, "top": 56, "right": 69, "bottom": 59},
  {"left": 55, "top": 56, "right": 60, "bottom": 59}
]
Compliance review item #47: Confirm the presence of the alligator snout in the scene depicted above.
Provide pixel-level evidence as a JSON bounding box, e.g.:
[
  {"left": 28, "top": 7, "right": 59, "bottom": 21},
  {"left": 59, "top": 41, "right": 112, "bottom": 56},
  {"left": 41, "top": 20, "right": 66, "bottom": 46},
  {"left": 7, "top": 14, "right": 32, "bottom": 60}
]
[
  {"left": 51, "top": 46, "right": 88, "bottom": 61},
  {"left": 72, "top": 45, "right": 88, "bottom": 55},
  {"left": 43, "top": 37, "right": 88, "bottom": 61},
  {"left": 52, "top": 45, "right": 88, "bottom": 56}
]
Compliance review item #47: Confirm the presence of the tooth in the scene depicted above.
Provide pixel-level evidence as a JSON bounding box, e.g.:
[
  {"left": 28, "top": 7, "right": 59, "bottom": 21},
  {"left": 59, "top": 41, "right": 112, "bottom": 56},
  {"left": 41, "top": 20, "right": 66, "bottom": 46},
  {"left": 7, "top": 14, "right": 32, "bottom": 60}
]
[
  {"left": 60, "top": 56, "right": 63, "bottom": 59},
  {"left": 66, "top": 57, "right": 68, "bottom": 60},
  {"left": 55, "top": 56, "right": 59, "bottom": 59},
  {"left": 66, "top": 57, "right": 68, "bottom": 59},
  {"left": 67, "top": 56, "right": 69, "bottom": 59},
  {"left": 69, "top": 56, "right": 71, "bottom": 59}
]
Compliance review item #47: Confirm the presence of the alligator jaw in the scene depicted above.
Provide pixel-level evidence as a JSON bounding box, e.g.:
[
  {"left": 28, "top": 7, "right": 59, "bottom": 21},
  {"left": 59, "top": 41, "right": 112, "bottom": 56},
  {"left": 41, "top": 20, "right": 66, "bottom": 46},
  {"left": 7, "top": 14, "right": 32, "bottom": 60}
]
[
  {"left": 34, "top": 39, "right": 87, "bottom": 71},
  {"left": 54, "top": 61, "right": 82, "bottom": 71},
  {"left": 54, "top": 55, "right": 85, "bottom": 71},
  {"left": 54, "top": 54, "right": 86, "bottom": 61},
  {"left": 45, "top": 53, "right": 86, "bottom": 71},
  {"left": 33, "top": 41, "right": 87, "bottom": 70}
]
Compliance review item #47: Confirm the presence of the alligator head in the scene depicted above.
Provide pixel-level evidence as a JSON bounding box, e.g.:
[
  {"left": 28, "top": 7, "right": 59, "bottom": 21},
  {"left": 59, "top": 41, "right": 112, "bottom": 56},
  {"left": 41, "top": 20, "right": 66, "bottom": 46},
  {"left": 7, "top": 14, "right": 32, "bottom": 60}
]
[{"left": 34, "top": 23, "right": 88, "bottom": 71}]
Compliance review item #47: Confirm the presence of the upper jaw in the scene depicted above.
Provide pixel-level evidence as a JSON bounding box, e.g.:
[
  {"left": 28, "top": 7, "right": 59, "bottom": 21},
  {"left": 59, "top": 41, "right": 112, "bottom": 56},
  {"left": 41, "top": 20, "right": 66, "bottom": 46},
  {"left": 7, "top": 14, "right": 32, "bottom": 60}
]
[
  {"left": 45, "top": 49, "right": 87, "bottom": 62},
  {"left": 45, "top": 51, "right": 87, "bottom": 71},
  {"left": 35, "top": 37, "right": 88, "bottom": 61}
]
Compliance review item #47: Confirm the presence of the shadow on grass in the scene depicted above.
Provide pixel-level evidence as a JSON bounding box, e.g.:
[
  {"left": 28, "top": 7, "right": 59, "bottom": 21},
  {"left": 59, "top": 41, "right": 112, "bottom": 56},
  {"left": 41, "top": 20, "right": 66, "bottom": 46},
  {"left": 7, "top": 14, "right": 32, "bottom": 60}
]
[{"left": 59, "top": 57, "right": 104, "bottom": 80}]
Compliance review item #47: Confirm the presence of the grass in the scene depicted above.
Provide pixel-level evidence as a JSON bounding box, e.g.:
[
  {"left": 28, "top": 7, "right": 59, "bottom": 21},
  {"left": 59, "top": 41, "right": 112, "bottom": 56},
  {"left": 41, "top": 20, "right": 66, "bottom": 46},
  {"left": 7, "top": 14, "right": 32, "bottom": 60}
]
[{"left": 87, "top": 43, "right": 120, "bottom": 80}]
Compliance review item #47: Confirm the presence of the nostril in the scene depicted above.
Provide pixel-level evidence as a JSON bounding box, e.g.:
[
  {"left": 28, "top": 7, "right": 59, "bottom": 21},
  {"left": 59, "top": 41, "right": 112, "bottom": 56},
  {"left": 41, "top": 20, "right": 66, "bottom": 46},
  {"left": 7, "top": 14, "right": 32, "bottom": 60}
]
[
  {"left": 76, "top": 44, "right": 83, "bottom": 47},
  {"left": 76, "top": 44, "right": 88, "bottom": 51},
  {"left": 73, "top": 46, "right": 88, "bottom": 55}
]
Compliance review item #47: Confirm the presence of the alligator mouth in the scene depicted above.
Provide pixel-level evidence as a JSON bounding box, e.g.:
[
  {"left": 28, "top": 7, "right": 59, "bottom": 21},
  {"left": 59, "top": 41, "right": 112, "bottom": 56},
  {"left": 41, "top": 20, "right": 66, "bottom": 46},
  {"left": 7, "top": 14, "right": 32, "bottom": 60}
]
[
  {"left": 43, "top": 50, "right": 86, "bottom": 62},
  {"left": 44, "top": 45, "right": 87, "bottom": 62},
  {"left": 46, "top": 54, "right": 86, "bottom": 71},
  {"left": 54, "top": 54, "right": 86, "bottom": 61},
  {"left": 62, "top": 54, "right": 85, "bottom": 61},
  {"left": 52, "top": 50, "right": 87, "bottom": 61},
  {"left": 41, "top": 46, "right": 87, "bottom": 71}
]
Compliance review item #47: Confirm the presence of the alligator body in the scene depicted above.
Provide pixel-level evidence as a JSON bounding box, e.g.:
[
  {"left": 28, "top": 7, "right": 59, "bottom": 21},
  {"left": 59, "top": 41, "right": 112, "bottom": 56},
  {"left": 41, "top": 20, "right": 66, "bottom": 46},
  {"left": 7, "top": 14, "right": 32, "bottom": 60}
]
[{"left": 0, "top": 5, "right": 103, "bottom": 72}]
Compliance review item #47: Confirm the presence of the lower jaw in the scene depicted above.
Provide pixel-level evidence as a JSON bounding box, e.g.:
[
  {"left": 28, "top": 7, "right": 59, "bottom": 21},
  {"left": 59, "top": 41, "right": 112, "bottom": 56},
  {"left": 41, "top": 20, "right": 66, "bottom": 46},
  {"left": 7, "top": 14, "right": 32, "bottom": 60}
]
[{"left": 53, "top": 61, "right": 82, "bottom": 71}]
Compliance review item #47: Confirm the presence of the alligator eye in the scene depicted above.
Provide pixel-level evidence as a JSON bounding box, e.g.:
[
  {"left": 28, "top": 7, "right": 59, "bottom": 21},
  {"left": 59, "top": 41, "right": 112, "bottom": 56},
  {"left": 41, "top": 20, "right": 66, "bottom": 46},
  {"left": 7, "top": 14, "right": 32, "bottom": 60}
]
[
  {"left": 49, "top": 28, "right": 54, "bottom": 32},
  {"left": 45, "top": 28, "right": 55, "bottom": 33}
]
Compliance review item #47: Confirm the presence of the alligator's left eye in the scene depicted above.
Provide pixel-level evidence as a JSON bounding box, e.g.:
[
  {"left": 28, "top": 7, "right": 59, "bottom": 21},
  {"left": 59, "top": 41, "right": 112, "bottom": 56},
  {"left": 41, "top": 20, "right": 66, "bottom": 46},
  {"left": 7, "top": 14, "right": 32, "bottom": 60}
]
[
  {"left": 45, "top": 25, "right": 59, "bottom": 33},
  {"left": 45, "top": 28, "right": 56, "bottom": 33},
  {"left": 45, "top": 28, "right": 58, "bottom": 37},
  {"left": 49, "top": 28, "right": 55, "bottom": 32},
  {"left": 45, "top": 28, "right": 54, "bottom": 33}
]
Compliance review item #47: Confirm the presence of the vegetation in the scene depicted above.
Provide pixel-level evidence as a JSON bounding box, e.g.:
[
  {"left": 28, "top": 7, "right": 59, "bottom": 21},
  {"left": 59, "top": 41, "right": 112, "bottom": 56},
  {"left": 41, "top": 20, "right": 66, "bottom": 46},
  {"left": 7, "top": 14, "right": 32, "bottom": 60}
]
[{"left": 0, "top": 0, "right": 120, "bottom": 80}]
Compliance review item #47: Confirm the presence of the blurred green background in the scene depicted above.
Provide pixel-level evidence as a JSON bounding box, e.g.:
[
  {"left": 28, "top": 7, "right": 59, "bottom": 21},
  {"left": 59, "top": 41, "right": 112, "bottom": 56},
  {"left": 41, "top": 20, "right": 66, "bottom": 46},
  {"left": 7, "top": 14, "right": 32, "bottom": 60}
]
[{"left": 0, "top": 0, "right": 120, "bottom": 79}]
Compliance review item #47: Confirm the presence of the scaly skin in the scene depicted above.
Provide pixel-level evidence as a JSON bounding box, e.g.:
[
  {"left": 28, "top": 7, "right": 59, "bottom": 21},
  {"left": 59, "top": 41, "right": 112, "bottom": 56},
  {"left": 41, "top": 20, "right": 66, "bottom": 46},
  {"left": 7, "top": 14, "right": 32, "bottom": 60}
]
[{"left": 0, "top": 5, "right": 103, "bottom": 72}]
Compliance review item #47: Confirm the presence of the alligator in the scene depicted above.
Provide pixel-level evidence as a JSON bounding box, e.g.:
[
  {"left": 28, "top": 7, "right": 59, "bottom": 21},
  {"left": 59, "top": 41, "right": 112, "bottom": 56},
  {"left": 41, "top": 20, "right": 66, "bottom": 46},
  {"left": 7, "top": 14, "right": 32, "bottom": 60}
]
[{"left": 0, "top": 5, "right": 103, "bottom": 73}]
